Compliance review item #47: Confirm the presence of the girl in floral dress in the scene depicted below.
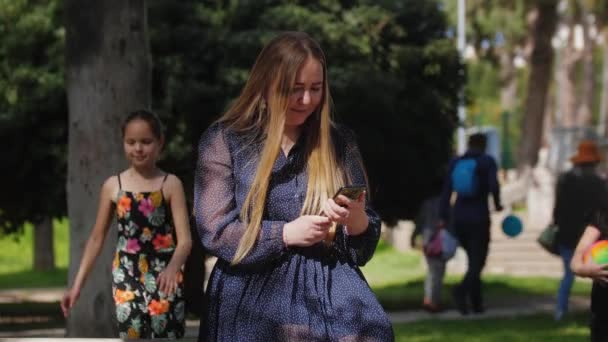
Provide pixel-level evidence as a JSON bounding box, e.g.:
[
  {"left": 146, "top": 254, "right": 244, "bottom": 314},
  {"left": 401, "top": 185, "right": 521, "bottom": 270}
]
[{"left": 61, "top": 110, "right": 192, "bottom": 339}]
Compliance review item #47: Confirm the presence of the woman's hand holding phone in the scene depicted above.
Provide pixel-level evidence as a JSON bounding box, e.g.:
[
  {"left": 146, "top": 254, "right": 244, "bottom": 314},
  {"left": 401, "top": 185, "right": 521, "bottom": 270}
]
[
  {"left": 323, "top": 189, "right": 369, "bottom": 236},
  {"left": 283, "top": 215, "right": 332, "bottom": 247}
]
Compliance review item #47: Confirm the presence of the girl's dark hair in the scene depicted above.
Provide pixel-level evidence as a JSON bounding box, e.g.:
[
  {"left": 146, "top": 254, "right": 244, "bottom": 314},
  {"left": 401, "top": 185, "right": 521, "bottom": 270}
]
[{"left": 121, "top": 109, "right": 164, "bottom": 139}]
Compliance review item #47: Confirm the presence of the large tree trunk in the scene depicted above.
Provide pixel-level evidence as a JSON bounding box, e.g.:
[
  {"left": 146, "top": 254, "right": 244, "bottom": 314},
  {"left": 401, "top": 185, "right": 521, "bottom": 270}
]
[
  {"left": 542, "top": 82, "right": 555, "bottom": 148},
  {"left": 555, "top": 29, "right": 581, "bottom": 127},
  {"left": 518, "top": 0, "right": 558, "bottom": 171},
  {"left": 499, "top": 49, "right": 518, "bottom": 112},
  {"left": 576, "top": 0, "right": 595, "bottom": 126},
  {"left": 65, "top": 0, "right": 150, "bottom": 337},
  {"left": 599, "top": 29, "right": 608, "bottom": 137},
  {"left": 33, "top": 217, "right": 55, "bottom": 271}
]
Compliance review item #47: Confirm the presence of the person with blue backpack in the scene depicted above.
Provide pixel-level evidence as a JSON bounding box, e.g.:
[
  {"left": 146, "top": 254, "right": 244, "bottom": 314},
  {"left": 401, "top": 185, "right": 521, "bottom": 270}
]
[{"left": 439, "top": 133, "right": 503, "bottom": 315}]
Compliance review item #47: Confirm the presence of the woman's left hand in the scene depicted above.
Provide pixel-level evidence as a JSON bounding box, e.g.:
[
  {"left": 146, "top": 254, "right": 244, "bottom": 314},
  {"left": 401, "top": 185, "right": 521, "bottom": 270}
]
[
  {"left": 322, "top": 192, "right": 369, "bottom": 236},
  {"left": 157, "top": 266, "right": 182, "bottom": 296}
]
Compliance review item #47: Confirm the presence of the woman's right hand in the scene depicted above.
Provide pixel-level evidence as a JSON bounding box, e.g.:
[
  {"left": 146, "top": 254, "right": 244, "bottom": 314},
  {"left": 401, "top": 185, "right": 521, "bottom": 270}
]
[
  {"left": 283, "top": 215, "right": 331, "bottom": 247},
  {"left": 60, "top": 287, "right": 81, "bottom": 318}
]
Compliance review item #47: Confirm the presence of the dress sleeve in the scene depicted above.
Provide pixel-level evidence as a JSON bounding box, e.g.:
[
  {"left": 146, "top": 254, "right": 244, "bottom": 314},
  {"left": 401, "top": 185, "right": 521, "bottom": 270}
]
[
  {"left": 334, "top": 130, "right": 381, "bottom": 266},
  {"left": 193, "top": 124, "right": 286, "bottom": 267}
]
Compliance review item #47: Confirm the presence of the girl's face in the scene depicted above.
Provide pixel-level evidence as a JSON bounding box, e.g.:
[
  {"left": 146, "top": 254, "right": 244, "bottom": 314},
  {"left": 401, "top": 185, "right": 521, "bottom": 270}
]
[
  {"left": 285, "top": 56, "right": 324, "bottom": 128},
  {"left": 123, "top": 119, "right": 163, "bottom": 168}
]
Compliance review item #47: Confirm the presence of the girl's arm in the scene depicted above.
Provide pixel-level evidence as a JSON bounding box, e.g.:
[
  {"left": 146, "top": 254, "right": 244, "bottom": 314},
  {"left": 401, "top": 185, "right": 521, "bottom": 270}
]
[
  {"left": 61, "top": 177, "right": 116, "bottom": 317},
  {"left": 571, "top": 225, "right": 608, "bottom": 284},
  {"left": 157, "top": 175, "right": 192, "bottom": 295}
]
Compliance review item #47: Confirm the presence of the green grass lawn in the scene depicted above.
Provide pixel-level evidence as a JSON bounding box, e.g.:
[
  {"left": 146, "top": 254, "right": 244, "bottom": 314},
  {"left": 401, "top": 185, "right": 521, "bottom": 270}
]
[
  {"left": 362, "top": 240, "right": 591, "bottom": 311},
  {"left": 361, "top": 243, "right": 592, "bottom": 340},
  {"left": 362, "top": 240, "right": 423, "bottom": 287},
  {"left": 0, "top": 219, "right": 68, "bottom": 288},
  {"left": 0, "top": 223, "right": 593, "bottom": 304},
  {"left": 0, "top": 226, "right": 596, "bottom": 339},
  {"left": 393, "top": 312, "right": 589, "bottom": 341}
]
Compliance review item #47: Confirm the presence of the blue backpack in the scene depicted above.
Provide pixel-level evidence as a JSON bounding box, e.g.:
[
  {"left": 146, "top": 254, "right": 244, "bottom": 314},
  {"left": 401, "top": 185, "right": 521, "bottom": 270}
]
[{"left": 451, "top": 158, "right": 478, "bottom": 197}]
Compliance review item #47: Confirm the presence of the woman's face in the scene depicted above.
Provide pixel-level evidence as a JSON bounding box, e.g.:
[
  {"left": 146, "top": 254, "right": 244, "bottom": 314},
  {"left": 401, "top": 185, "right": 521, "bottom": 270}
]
[{"left": 285, "top": 56, "right": 324, "bottom": 128}]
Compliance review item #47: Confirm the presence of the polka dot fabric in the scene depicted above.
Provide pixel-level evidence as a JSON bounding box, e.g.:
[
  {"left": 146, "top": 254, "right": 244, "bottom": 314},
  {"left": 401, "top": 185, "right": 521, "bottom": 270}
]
[{"left": 194, "top": 122, "right": 393, "bottom": 341}]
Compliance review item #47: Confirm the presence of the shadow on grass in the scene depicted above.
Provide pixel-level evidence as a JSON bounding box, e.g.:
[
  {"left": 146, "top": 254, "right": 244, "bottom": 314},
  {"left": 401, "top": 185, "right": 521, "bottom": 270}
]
[
  {"left": 0, "top": 302, "right": 64, "bottom": 332},
  {"left": 373, "top": 275, "right": 592, "bottom": 312},
  {"left": 0, "top": 268, "right": 68, "bottom": 332}
]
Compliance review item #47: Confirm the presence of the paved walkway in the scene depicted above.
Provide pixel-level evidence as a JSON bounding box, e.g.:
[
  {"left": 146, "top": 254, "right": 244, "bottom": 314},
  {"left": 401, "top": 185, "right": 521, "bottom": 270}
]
[{"left": 0, "top": 287, "right": 591, "bottom": 338}]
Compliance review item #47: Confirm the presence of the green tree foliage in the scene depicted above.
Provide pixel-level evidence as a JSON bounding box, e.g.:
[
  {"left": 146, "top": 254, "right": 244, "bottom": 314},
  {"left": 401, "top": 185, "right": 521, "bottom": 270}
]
[
  {"left": 441, "top": 0, "right": 529, "bottom": 168},
  {"left": 0, "top": 0, "right": 66, "bottom": 234},
  {"left": 150, "top": 0, "right": 463, "bottom": 222},
  {"left": 0, "top": 0, "right": 461, "bottom": 229}
]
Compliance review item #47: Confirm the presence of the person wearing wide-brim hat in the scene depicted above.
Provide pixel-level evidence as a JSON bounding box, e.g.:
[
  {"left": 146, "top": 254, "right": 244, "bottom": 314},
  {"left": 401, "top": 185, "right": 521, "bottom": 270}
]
[
  {"left": 553, "top": 139, "right": 608, "bottom": 321},
  {"left": 570, "top": 140, "right": 602, "bottom": 165}
]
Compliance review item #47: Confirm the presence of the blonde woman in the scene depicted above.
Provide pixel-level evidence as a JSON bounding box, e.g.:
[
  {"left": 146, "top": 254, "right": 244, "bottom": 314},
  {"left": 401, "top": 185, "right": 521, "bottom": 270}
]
[{"left": 194, "top": 32, "right": 393, "bottom": 341}]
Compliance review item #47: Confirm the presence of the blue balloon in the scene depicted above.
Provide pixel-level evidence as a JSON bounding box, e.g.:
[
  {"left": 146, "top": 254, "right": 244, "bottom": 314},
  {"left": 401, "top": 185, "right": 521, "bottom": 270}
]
[{"left": 502, "top": 215, "right": 523, "bottom": 237}]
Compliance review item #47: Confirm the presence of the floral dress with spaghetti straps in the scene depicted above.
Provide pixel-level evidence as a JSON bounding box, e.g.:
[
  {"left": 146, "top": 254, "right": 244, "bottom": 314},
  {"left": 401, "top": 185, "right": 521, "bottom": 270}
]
[{"left": 112, "top": 173, "right": 185, "bottom": 339}]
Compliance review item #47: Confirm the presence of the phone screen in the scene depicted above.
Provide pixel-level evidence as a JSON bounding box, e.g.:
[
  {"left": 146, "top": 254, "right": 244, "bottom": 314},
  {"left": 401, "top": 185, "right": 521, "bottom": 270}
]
[{"left": 333, "top": 185, "right": 366, "bottom": 200}]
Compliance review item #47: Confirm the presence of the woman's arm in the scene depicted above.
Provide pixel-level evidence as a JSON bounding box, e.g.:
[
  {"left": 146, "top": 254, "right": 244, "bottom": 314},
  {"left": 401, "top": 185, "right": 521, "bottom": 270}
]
[
  {"left": 157, "top": 175, "right": 192, "bottom": 295},
  {"left": 194, "top": 124, "right": 287, "bottom": 266},
  {"left": 61, "top": 177, "right": 116, "bottom": 317},
  {"left": 329, "top": 130, "right": 381, "bottom": 266},
  {"left": 570, "top": 225, "right": 608, "bottom": 284}
]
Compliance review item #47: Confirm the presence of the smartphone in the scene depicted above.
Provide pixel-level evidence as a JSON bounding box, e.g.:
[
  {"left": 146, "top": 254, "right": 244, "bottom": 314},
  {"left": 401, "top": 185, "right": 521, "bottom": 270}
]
[
  {"left": 333, "top": 185, "right": 367, "bottom": 201},
  {"left": 324, "top": 185, "right": 367, "bottom": 245}
]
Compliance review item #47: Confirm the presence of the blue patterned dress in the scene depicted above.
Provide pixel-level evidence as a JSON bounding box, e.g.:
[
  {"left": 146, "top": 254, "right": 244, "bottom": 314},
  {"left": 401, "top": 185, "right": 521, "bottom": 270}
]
[{"left": 194, "top": 122, "right": 393, "bottom": 341}]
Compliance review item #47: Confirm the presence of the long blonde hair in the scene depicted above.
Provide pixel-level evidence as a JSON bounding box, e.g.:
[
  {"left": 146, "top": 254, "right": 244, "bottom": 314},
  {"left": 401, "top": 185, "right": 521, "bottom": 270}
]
[{"left": 220, "top": 32, "right": 345, "bottom": 264}]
